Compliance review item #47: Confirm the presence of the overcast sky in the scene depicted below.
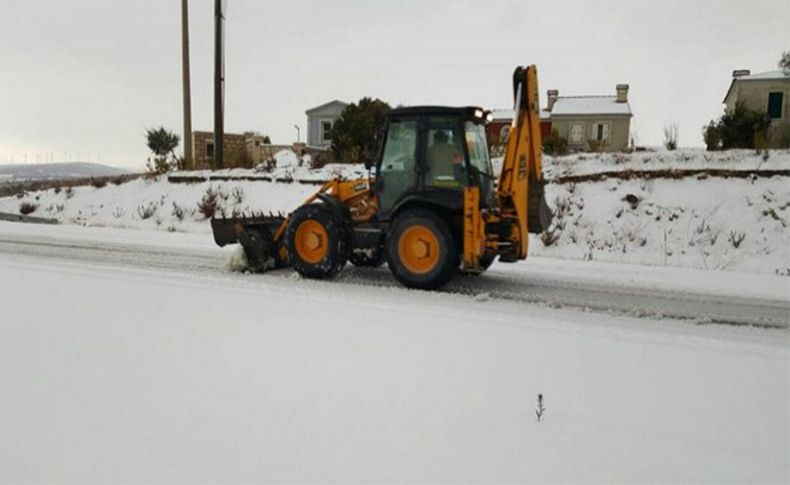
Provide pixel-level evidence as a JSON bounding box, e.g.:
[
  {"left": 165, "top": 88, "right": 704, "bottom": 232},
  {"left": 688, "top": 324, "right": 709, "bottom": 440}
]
[{"left": 1, "top": 0, "right": 787, "bottom": 169}]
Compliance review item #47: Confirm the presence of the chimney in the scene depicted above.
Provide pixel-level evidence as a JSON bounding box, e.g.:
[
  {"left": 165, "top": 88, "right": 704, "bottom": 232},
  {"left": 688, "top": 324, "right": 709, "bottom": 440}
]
[
  {"left": 732, "top": 69, "right": 751, "bottom": 78},
  {"left": 546, "top": 89, "right": 559, "bottom": 111},
  {"left": 616, "top": 84, "right": 629, "bottom": 103}
]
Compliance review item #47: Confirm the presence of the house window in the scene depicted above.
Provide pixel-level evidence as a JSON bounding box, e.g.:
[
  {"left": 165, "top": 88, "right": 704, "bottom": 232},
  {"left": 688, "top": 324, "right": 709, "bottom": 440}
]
[
  {"left": 499, "top": 125, "right": 511, "bottom": 142},
  {"left": 768, "top": 92, "right": 783, "bottom": 119},
  {"left": 591, "top": 122, "right": 610, "bottom": 142},
  {"left": 320, "top": 120, "right": 333, "bottom": 142},
  {"left": 569, "top": 123, "right": 584, "bottom": 143},
  {"left": 206, "top": 141, "right": 214, "bottom": 159}
]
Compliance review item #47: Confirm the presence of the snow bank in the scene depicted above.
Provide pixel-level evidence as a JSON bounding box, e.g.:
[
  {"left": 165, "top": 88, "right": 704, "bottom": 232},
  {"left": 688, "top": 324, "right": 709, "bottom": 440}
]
[
  {"left": 274, "top": 149, "right": 298, "bottom": 168},
  {"left": 532, "top": 176, "right": 790, "bottom": 276}
]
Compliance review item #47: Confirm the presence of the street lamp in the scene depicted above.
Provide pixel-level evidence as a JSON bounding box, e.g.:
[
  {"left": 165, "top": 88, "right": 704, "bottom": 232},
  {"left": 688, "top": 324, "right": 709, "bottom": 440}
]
[{"left": 294, "top": 124, "right": 300, "bottom": 143}]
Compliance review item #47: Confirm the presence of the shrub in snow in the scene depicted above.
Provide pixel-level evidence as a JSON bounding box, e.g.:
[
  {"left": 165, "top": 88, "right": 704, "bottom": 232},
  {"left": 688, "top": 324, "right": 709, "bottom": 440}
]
[
  {"left": 543, "top": 129, "right": 569, "bottom": 156},
  {"left": 728, "top": 230, "right": 746, "bottom": 249},
  {"left": 112, "top": 207, "right": 125, "bottom": 219},
  {"left": 703, "top": 102, "right": 771, "bottom": 151},
  {"left": 535, "top": 394, "right": 545, "bottom": 422},
  {"left": 231, "top": 186, "right": 245, "bottom": 205},
  {"left": 663, "top": 123, "right": 678, "bottom": 151},
  {"left": 19, "top": 202, "right": 38, "bottom": 215},
  {"left": 541, "top": 224, "right": 561, "bottom": 247},
  {"left": 587, "top": 139, "right": 608, "bottom": 153},
  {"left": 309, "top": 152, "right": 329, "bottom": 170},
  {"left": 171, "top": 202, "right": 186, "bottom": 221},
  {"left": 90, "top": 177, "right": 107, "bottom": 189},
  {"left": 197, "top": 187, "right": 220, "bottom": 219},
  {"left": 137, "top": 202, "right": 157, "bottom": 220},
  {"left": 622, "top": 194, "right": 640, "bottom": 210},
  {"left": 64, "top": 187, "right": 74, "bottom": 199}
]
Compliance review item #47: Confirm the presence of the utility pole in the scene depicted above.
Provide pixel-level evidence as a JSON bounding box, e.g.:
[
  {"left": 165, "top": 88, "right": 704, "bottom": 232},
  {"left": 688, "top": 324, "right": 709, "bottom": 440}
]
[
  {"left": 213, "top": 0, "right": 225, "bottom": 170},
  {"left": 181, "top": 0, "right": 193, "bottom": 168}
]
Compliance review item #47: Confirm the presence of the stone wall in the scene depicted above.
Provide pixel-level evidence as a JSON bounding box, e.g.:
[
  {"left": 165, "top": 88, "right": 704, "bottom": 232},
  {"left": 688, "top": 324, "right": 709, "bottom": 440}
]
[{"left": 191, "top": 131, "right": 249, "bottom": 169}]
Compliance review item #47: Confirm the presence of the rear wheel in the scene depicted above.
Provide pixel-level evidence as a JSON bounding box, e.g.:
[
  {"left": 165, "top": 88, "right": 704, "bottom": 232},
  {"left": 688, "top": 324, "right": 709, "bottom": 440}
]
[
  {"left": 286, "top": 204, "right": 347, "bottom": 279},
  {"left": 386, "top": 210, "right": 458, "bottom": 290}
]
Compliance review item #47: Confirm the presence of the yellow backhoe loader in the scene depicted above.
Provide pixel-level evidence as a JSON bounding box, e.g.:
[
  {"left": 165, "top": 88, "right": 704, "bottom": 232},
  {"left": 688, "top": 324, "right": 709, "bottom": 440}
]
[{"left": 211, "top": 65, "right": 552, "bottom": 289}]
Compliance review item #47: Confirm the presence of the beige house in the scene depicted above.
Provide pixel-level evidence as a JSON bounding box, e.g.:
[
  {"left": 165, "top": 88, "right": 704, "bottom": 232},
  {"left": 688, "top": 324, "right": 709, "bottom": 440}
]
[
  {"left": 723, "top": 69, "right": 790, "bottom": 143},
  {"left": 544, "top": 84, "right": 633, "bottom": 152}
]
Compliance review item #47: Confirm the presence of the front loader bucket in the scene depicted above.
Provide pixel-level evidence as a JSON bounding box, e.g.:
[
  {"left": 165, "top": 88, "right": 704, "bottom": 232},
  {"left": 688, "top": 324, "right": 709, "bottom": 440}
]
[{"left": 211, "top": 213, "right": 288, "bottom": 272}]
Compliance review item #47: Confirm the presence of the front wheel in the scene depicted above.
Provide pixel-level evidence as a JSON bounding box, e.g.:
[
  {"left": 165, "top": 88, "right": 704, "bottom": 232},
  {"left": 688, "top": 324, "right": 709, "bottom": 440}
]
[
  {"left": 286, "top": 204, "right": 347, "bottom": 279},
  {"left": 386, "top": 210, "right": 459, "bottom": 290}
]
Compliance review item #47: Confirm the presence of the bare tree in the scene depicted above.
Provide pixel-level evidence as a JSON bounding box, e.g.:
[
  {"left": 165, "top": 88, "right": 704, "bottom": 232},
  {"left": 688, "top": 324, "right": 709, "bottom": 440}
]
[
  {"left": 663, "top": 123, "right": 678, "bottom": 150},
  {"left": 779, "top": 51, "right": 790, "bottom": 74}
]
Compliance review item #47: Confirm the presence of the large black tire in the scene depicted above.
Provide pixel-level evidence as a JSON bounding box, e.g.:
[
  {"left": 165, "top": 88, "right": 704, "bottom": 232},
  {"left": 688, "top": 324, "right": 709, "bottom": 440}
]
[
  {"left": 386, "top": 209, "right": 459, "bottom": 290},
  {"left": 285, "top": 204, "right": 347, "bottom": 279}
]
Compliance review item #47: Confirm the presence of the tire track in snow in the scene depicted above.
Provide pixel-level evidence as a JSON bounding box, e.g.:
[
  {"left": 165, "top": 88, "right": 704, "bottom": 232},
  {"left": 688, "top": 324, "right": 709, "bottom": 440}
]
[{"left": 0, "top": 235, "right": 787, "bottom": 329}]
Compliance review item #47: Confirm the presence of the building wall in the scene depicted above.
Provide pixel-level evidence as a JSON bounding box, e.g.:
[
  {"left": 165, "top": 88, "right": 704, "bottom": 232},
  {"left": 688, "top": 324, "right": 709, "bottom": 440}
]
[
  {"left": 551, "top": 116, "right": 631, "bottom": 152},
  {"left": 307, "top": 104, "right": 346, "bottom": 148},
  {"left": 726, "top": 79, "right": 790, "bottom": 123},
  {"left": 725, "top": 78, "right": 790, "bottom": 147},
  {"left": 192, "top": 132, "right": 249, "bottom": 169}
]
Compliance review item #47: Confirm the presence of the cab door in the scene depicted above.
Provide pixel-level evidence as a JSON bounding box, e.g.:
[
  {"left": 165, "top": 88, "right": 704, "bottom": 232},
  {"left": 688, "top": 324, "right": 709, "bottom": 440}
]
[{"left": 375, "top": 118, "right": 419, "bottom": 215}]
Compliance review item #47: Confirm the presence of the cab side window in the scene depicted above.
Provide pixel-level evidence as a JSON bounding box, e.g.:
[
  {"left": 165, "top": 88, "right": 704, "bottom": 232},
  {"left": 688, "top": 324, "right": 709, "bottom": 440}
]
[{"left": 425, "top": 117, "right": 465, "bottom": 189}]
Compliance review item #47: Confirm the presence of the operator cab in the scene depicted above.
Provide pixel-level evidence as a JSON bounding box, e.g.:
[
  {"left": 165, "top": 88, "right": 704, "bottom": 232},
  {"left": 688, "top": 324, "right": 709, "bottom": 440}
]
[{"left": 373, "top": 106, "right": 496, "bottom": 218}]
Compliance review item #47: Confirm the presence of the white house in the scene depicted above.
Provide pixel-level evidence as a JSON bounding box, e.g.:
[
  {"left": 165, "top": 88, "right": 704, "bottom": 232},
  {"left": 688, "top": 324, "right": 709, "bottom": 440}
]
[{"left": 305, "top": 100, "right": 349, "bottom": 148}]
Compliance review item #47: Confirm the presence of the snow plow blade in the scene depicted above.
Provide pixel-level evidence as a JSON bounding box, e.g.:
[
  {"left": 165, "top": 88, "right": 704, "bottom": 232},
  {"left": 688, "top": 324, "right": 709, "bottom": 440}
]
[{"left": 211, "top": 213, "right": 288, "bottom": 272}]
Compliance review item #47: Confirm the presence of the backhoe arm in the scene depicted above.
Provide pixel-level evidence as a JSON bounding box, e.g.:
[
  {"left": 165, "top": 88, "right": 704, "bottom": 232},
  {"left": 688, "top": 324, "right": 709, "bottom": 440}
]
[{"left": 496, "top": 65, "right": 544, "bottom": 260}]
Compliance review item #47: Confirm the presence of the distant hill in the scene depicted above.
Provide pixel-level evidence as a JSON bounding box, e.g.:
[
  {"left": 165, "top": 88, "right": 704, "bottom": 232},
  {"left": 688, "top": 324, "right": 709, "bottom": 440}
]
[{"left": 0, "top": 162, "right": 131, "bottom": 183}]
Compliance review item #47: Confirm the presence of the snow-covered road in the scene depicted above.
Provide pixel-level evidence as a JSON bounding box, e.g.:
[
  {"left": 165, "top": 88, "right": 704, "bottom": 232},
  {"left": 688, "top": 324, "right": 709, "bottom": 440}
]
[
  {"left": 0, "top": 221, "right": 787, "bottom": 328},
  {"left": 0, "top": 221, "right": 788, "bottom": 483}
]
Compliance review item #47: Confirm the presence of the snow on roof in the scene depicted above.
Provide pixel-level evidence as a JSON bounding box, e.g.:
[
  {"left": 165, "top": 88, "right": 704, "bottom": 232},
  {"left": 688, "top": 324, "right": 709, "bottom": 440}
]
[
  {"left": 723, "top": 70, "right": 790, "bottom": 103},
  {"left": 305, "top": 100, "right": 349, "bottom": 115},
  {"left": 490, "top": 108, "right": 550, "bottom": 121},
  {"left": 736, "top": 70, "right": 790, "bottom": 81},
  {"left": 550, "top": 96, "right": 632, "bottom": 116}
]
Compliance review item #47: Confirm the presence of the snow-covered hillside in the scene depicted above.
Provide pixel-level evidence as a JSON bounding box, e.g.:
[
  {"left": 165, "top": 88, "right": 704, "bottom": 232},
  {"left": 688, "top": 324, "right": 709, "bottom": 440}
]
[
  {"left": 0, "top": 162, "right": 130, "bottom": 183},
  {"left": 1, "top": 149, "right": 788, "bottom": 276}
]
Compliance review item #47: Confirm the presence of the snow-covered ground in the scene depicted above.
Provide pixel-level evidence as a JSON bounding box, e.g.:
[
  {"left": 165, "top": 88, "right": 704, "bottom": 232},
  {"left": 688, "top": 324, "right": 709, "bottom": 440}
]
[
  {"left": 0, "top": 221, "right": 787, "bottom": 483},
  {"left": 542, "top": 148, "right": 790, "bottom": 180},
  {"left": 2, "top": 149, "right": 788, "bottom": 276}
]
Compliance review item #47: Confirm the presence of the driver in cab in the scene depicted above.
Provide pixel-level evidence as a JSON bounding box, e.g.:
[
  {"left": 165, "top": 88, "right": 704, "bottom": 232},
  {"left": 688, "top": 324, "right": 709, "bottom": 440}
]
[{"left": 427, "top": 130, "right": 465, "bottom": 187}]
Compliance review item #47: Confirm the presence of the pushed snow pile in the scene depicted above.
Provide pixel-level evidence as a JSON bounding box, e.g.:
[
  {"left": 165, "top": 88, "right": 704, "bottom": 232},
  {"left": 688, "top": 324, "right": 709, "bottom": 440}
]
[{"left": 274, "top": 150, "right": 299, "bottom": 168}]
